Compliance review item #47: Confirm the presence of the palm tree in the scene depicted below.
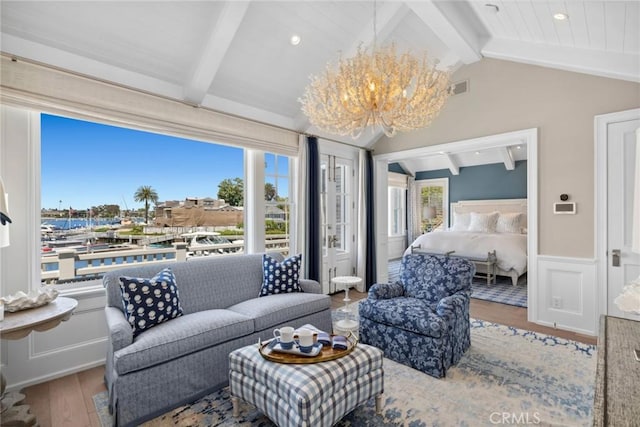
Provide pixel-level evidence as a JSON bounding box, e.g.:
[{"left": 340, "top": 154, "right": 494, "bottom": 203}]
[{"left": 134, "top": 185, "right": 159, "bottom": 225}]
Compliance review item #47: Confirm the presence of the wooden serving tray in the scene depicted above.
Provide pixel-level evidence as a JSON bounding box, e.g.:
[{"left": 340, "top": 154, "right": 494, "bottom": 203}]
[{"left": 258, "top": 333, "right": 357, "bottom": 364}]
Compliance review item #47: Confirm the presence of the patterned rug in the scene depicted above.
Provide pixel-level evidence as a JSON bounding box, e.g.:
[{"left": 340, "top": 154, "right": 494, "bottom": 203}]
[
  {"left": 93, "top": 319, "right": 596, "bottom": 427},
  {"left": 388, "top": 259, "right": 528, "bottom": 308}
]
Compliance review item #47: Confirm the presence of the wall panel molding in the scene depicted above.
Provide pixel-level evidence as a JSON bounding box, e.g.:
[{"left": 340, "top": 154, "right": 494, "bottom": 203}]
[{"left": 536, "top": 255, "right": 597, "bottom": 336}]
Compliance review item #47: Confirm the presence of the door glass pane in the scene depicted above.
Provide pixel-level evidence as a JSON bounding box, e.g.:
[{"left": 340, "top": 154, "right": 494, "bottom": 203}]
[
  {"left": 264, "top": 153, "right": 290, "bottom": 256},
  {"left": 421, "top": 185, "right": 444, "bottom": 232}
]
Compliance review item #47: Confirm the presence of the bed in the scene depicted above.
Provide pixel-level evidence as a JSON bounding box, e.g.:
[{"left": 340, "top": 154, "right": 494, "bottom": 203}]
[{"left": 405, "top": 198, "right": 528, "bottom": 286}]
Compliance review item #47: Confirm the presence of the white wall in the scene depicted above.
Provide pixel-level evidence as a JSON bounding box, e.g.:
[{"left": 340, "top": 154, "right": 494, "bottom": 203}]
[{"left": 1, "top": 106, "right": 108, "bottom": 391}]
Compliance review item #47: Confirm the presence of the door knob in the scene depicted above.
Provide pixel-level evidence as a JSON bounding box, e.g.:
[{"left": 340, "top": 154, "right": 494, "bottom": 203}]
[{"left": 612, "top": 249, "right": 621, "bottom": 267}]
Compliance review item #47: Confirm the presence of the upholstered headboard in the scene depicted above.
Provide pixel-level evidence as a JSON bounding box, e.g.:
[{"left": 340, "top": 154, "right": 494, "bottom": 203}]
[{"left": 451, "top": 198, "right": 528, "bottom": 229}]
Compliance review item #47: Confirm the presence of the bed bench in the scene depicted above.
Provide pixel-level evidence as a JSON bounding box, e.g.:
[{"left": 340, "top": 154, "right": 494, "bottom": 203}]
[{"left": 411, "top": 245, "right": 497, "bottom": 285}]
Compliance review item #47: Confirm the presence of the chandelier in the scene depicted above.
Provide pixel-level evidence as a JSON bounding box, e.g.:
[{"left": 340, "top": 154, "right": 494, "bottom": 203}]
[{"left": 299, "top": 5, "right": 451, "bottom": 139}]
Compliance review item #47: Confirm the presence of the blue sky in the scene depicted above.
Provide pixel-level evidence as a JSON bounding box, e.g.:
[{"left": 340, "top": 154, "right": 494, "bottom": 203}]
[{"left": 41, "top": 114, "right": 250, "bottom": 210}]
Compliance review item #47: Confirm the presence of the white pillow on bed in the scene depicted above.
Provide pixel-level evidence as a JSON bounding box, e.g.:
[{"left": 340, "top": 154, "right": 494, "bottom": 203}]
[
  {"left": 468, "top": 212, "right": 499, "bottom": 233},
  {"left": 496, "top": 212, "right": 523, "bottom": 233},
  {"left": 451, "top": 212, "right": 470, "bottom": 231}
]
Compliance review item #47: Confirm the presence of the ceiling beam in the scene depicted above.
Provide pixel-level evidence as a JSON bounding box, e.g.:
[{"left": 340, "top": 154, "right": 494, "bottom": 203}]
[
  {"left": 482, "top": 38, "right": 640, "bottom": 83},
  {"left": 397, "top": 161, "right": 415, "bottom": 176},
  {"left": 183, "top": 2, "right": 249, "bottom": 105},
  {"left": 500, "top": 146, "right": 515, "bottom": 170},
  {"left": 442, "top": 153, "right": 460, "bottom": 175},
  {"left": 408, "top": 1, "right": 482, "bottom": 65}
]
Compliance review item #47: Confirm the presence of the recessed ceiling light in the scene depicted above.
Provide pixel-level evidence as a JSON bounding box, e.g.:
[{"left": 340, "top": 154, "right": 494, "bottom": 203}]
[
  {"left": 553, "top": 12, "right": 568, "bottom": 21},
  {"left": 290, "top": 35, "right": 301, "bottom": 46},
  {"left": 516, "top": 145, "right": 522, "bottom": 150},
  {"left": 475, "top": 151, "right": 481, "bottom": 155}
]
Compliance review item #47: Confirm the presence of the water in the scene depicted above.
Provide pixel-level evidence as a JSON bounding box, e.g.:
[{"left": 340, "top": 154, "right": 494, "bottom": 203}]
[{"left": 42, "top": 218, "right": 120, "bottom": 230}]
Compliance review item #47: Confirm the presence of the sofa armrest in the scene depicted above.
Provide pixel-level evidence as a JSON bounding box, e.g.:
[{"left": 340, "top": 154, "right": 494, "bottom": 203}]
[
  {"left": 105, "top": 306, "right": 133, "bottom": 351},
  {"left": 368, "top": 282, "right": 404, "bottom": 300},
  {"left": 299, "top": 278, "right": 321, "bottom": 294}
]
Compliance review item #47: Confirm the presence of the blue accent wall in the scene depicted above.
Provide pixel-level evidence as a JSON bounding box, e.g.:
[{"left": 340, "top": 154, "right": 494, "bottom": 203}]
[
  {"left": 388, "top": 163, "right": 407, "bottom": 174},
  {"left": 415, "top": 160, "right": 527, "bottom": 202}
]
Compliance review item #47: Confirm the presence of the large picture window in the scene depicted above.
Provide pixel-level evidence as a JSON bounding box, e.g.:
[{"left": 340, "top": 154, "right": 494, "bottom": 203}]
[{"left": 39, "top": 113, "right": 258, "bottom": 286}]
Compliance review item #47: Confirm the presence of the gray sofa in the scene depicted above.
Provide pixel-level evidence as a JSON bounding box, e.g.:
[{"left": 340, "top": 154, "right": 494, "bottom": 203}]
[{"left": 103, "top": 253, "right": 332, "bottom": 427}]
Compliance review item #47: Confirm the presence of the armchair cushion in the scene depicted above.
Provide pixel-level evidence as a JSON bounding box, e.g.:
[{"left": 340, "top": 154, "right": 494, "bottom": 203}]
[
  {"left": 359, "top": 297, "right": 445, "bottom": 338},
  {"left": 401, "top": 254, "right": 475, "bottom": 304}
]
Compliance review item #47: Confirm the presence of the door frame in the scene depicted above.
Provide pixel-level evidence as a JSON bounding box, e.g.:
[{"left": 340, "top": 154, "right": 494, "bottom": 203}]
[
  {"left": 594, "top": 108, "right": 640, "bottom": 323},
  {"left": 373, "top": 127, "right": 538, "bottom": 323}
]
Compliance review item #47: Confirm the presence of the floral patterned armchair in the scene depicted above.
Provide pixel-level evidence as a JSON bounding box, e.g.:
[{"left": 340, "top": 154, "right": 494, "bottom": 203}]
[{"left": 359, "top": 253, "right": 475, "bottom": 378}]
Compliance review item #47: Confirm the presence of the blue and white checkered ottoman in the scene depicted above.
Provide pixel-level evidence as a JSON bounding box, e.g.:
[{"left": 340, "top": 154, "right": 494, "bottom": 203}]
[{"left": 229, "top": 342, "right": 384, "bottom": 427}]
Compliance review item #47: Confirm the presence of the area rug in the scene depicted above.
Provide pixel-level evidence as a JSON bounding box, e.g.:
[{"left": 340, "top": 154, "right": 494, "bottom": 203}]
[
  {"left": 93, "top": 319, "right": 596, "bottom": 427},
  {"left": 388, "top": 259, "right": 528, "bottom": 308}
]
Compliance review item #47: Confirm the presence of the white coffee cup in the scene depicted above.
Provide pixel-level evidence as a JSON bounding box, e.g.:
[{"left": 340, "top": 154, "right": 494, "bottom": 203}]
[
  {"left": 297, "top": 328, "right": 315, "bottom": 348},
  {"left": 273, "top": 326, "right": 295, "bottom": 349}
]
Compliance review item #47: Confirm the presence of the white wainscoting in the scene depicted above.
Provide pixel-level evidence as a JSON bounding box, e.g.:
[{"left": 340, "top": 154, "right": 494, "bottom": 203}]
[
  {"left": 536, "top": 255, "right": 597, "bottom": 336},
  {"left": 388, "top": 235, "right": 407, "bottom": 260},
  {"left": 4, "top": 290, "right": 108, "bottom": 391}
]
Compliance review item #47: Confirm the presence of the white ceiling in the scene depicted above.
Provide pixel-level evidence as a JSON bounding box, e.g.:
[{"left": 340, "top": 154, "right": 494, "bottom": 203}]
[{"left": 1, "top": 1, "right": 638, "bottom": 169}]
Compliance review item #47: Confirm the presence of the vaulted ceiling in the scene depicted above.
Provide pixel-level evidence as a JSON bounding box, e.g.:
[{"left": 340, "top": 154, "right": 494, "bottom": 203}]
[{"left": 2, "top": 1, "right": 638, "bottom": 157}]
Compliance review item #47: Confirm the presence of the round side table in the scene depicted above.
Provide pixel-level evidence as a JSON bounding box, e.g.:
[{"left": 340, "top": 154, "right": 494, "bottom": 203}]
[
  {"left": 0, "top": 296, "right": 78, "bottom": 426},
  {"left": 331, "top": 276, "right": 362, "bottom": 335}
]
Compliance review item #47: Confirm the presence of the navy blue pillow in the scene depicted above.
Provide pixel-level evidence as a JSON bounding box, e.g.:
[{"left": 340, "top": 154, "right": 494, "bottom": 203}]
[
  {"left": 119, "top": 267, "right": 183, "bottom": 337},
  {"left": 259, "top": 254, "right": 303, "bottom": 297}
]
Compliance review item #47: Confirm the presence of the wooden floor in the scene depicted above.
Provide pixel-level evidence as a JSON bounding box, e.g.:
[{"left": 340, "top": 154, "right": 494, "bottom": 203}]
[{"left": 21, "top": 293, "right": 596, "bottom": 427}]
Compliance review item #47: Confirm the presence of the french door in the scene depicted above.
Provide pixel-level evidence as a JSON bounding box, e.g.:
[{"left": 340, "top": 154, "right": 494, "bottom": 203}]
[
  {"left": 320, "top": 154, "right": 355, "bottom": 294},
  {"left": 607, "top": 116, "right": 640, "bottom": 319}
]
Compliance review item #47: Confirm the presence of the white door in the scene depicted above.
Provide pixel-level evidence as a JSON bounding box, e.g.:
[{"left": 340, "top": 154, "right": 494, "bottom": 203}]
[
  {"left": 607, "top": 118, "right": 640, "bottom": 319},
  {"left": 320, "top": 154, "right": 355, "bottom": 293}
]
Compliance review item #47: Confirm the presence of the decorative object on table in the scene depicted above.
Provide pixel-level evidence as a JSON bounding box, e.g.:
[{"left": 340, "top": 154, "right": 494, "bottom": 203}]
[
  {"left": 299, "top": 1, "right": 450, "bottom": 139},
  {"left": 422, "top": 205, "right": 437, "bottom": 232},
  {"left": 258, "top": 330, "right": 357, "bottom": 364},
  {"left": 272, "top": 326, "right": 295, "bottom": 350},
  {"left": 296, "top": 328, "right": 315, "bottom": 352},
  {"left": 0, "top": 287, "right": 59, "bottom": 312},
  {"left": 268, "top": 339, "right": 323, "bottom": 357}
]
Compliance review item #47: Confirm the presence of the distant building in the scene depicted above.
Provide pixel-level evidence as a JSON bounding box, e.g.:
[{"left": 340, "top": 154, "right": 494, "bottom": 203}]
[{"left": 155, "top": 197, "right": 243, "bottom": 227}]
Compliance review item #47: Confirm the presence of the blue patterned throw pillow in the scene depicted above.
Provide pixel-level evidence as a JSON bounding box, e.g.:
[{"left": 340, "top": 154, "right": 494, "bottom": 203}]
[
  {"left": 119, "top": 267, "right": 183, "bottom": 337},
  {"left": 259, "top": 254, "right": 303, "bottom": 297}
]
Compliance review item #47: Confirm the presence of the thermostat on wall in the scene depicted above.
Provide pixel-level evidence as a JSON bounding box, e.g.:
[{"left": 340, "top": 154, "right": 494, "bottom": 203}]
[{"left": 554, "top": 202, "right": 576, "bottom": 214}]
